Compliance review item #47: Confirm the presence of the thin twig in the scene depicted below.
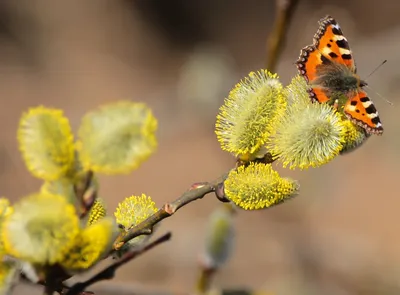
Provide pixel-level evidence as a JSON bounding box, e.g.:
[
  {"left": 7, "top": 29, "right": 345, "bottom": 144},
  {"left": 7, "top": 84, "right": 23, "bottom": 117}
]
[
  {"left": 195, "top": 266, "right": 216, "bottom": 294},
  {"left": 65, "top": 232, "right": 172, "bottom": 295},
  {"left": 27, "top": 173, "right": 228, "bottom": 294},
  {"left": 266, "top": 0, "right": 300, "bottom": 72},
  {"left": 91, "top": 283, "right": 263, "bottom": 295},
  {"left": 73, "top": 170, "right": 98, "bottom": 218},
  {"left": 90, "top": 282, "right": 186, "bottom": 295},
  {"left": 113, "top": 174, "right": 228, "bottom": 250}
]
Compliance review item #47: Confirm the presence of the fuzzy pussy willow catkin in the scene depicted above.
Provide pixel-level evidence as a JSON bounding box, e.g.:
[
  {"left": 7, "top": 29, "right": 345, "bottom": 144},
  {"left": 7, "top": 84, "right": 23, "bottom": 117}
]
[
  {"left": 215, "top": 70, "right": 286, "bottom": 158},
  {"left": 268, "top": 76, "right": 346, "bottom": 169},
  {"left": 224, "top": 163, "right": 299, "bottom": 210}
]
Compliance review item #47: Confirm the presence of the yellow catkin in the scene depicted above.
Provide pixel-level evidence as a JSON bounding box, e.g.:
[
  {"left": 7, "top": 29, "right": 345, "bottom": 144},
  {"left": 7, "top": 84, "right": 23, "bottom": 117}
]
[
  {"left": 114, "top": 194, "right": 158, "bottom": 251},
  {"left": 0, "top": 262, "right": 17, "bottom": 295},
  {"left": 87, "top": 199, "right": 107, "bottom": 226},
  {"left": 215, "top": 70, "right": 286, "bottom": 157},
  {"left": 340, "top": 120, "right": 369, "bottom": 154},
  {"left": 61, "top": 217, "right": 116, "bottom": 271},
  {"left": 77, "top": 101, "right": 158, "bottom": 175},
  {"left": 17, "top": 106, "right": 75, "bottom": 180},
  {"left": 2, "top": 193, "right": 80, "bottom": 265},
  {"left": 268, "top": 80, "right": 346, "bottom": 169},
  {"left": 224, "top": 163, "right": 299, "bottom": 210}
]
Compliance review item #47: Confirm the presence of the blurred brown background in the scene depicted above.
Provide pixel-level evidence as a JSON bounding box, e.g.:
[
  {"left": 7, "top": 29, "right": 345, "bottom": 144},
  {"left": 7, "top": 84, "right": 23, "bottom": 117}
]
[{"left": 2, "top": 0, "right": 400, "bottom": 294}]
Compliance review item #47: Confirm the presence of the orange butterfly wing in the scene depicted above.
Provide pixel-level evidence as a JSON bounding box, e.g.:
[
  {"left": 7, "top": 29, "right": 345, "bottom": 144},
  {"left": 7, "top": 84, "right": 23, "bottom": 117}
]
[
  {"left": 313, "top": 16, "right": 356, "bottom": 71},
  {"left": 296, "top": 15, "right": 356, "bottom": 103},
  {"left": 344, "top": 90, "right": 383, "bottom": 134},
  {"left": 296, "top": 15, "right": 384, "bottom": 135}
]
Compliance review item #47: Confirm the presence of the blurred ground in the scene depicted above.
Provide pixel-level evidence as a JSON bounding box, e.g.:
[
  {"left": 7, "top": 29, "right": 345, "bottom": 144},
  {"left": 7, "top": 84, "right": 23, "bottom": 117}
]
[{"left": 1, "top": 1, "right": 400, "bottom": 294}]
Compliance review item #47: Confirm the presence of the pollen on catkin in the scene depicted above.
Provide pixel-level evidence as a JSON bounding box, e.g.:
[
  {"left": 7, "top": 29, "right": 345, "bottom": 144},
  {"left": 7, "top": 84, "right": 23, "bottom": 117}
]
[
  {"left": 77, "top": 101, "right": 157, "bottom": 175},
  {"left": 215, "top": 70, "right": 286, "bottom": 158},
  {"left": 60, "top": 217, "right": 116, "bottom": 271},
  {"left": 2, "top": 193, "right": 80, "bottom": 265},
  {"left": 224, "top": 163, "right": 299, "bottom": 210},
  {"left": 267, "top": 77, "right": 346, "bottom": 169},
  {"left": 0, "top": 198, "right": 12, "bottom": 255},
  {"left": 283, "top": 75, "right": 311, "bottom": 106},
  {"left": 0, "top": 261, "right": 18, "bottom": 295},
  {"left": 340, "top": 120, "right": 370, "bottom": 154},
  {"left": 17, "top": 106, "right": 75, "bottom": 181},
  {"left": 114, "top": 194, "right": 158, "bottom": 249},
  {"left": 87, "top": 199, "right": 107, "bottom": 226},
  {"left": 0, "top": 198, "right": 12, "bottom": 220}
]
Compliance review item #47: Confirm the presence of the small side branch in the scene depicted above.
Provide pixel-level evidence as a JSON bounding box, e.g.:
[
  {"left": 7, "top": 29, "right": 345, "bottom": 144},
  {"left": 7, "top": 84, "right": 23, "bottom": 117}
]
[
  {"left": 266, "top": 0, "right": 300, "bottom": 71},
  {"left": 113, "top": 174, "right": 228, "bottom": 250},
  {"left": 195, "top": 266, "right": 216, "bottom": 294},
  {"left": 65, "top": 232, "right": 172, "bottom": 295}
]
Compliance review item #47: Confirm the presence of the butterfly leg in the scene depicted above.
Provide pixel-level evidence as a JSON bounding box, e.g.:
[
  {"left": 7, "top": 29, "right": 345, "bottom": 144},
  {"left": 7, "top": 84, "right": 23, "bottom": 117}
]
[{"left": 332, "top": 99, "right": 339, "bottom": 110}]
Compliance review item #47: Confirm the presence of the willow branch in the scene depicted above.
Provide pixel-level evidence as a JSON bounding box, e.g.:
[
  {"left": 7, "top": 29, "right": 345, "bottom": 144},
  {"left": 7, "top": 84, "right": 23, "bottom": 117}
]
[
  {"left": 65, "top": 232, "right": 172, "bottom": 295},
  {"left": 195, "top": 266, "right": 216, "bottom": 294},
  {"left": 91, "top": 284, "right": 261, "bottom": 295},
  {"left": 113, "top": 174, "right": 228, "bottom": 250},
  {"left": 266, "top": 0, "right": 300, "bottom": 71},
  {"left": 90, "top": 282, "right": 186, "bottom": 295}
]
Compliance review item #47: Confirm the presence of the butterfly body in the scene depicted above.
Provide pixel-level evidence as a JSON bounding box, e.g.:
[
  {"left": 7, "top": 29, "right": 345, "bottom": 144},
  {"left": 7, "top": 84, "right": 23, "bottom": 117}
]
[{"left": 296, "top": 15, "right": 383, "bottom": 135}]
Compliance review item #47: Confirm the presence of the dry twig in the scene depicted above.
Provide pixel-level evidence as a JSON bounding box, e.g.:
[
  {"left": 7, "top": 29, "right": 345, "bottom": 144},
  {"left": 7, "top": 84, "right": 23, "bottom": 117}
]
[
  {"left": 113, "top": 174, "right": 228, "bottom": 250},
  {"left": 266, "top": 0, "right": 300, "bottom": 71},
  {"left": 65, "top": 232, "right": 172, "bottom": 295},
  {"left": 65, "top": 173, "right": 228, "bottom": 294}
]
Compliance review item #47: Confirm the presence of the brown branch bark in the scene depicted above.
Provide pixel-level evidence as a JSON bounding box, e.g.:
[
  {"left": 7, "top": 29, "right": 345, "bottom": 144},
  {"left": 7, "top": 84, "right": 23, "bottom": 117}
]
[
  {"left": 266, "top": 0, "right": 300, "bottom": 72},
  {"left": 195, "top": 266, "right": 216, "bottom": 294},
  {"left": 26, "top": 173, "right": 228, "bottom": 295},
  {"left": 113, "top": 174, "right": 228, "bottom": 250},
  {"left": 65, "top": 232, "right": 172, "bottom": 295}
]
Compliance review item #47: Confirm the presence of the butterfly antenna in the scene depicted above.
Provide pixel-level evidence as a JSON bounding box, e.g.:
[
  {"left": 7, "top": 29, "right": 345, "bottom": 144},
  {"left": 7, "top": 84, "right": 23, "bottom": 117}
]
[
  {"left": 364, "top": 59, "right": 387, "bottom": 80},
  {"left": 363, "top": 59, "right": 393, "bottom": 105},
  {"left": 365, "top": 84, "right": 394, "bottom": 106}
]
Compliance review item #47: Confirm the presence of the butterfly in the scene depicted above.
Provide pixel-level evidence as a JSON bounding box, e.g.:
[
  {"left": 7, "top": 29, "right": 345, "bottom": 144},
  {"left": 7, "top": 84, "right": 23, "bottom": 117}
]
[{"left": 296, "top": 15, "right": 383, "bottom": 135}]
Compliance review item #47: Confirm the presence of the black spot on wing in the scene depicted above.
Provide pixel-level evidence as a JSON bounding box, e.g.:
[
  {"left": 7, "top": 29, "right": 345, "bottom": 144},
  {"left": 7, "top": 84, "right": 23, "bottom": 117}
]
[
  {"left": 321, "top": 55, "right": 330, "bottom": 64},
  {"left": 336, "top": 39, "right": 350, "bottom": 50},
  {"left": 342, "top": 54, "right": 352, "bottom": 60},
  {"left": 327, "top": 43, "right": 331, "bottom": 48},
  {"left": 365, "top": 104, "right": 377, "bottom": 114},
  {"left": 371, "top": 117, "right": 381, "bottom": 124},
  {"left": 350, "top": 100, "right": 357, "bottom": 106},
  {"left": 332, "top": 27, "right": 343, "bottom": 36},
  {"left": 329, "top": 52, "right": 338, "bottom": 58},
  {"left": 360, "top": 97, "right": 369, "bottom": 103}
]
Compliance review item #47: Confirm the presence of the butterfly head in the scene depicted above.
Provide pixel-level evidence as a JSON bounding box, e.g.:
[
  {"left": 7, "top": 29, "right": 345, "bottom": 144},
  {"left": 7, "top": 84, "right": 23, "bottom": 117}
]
[{"left": 359, "top": 80, "right": 368, "bottom": 87}]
